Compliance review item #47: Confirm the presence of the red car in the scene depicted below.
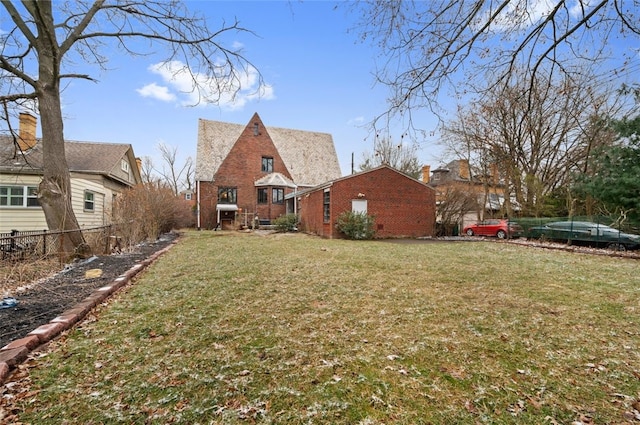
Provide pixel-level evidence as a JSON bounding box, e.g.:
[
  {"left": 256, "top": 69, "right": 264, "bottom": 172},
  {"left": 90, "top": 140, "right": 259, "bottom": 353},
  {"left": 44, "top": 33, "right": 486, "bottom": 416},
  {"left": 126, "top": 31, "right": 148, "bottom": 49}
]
[{"left": 463, "top": 219, "right": 523, "bottom": 239}]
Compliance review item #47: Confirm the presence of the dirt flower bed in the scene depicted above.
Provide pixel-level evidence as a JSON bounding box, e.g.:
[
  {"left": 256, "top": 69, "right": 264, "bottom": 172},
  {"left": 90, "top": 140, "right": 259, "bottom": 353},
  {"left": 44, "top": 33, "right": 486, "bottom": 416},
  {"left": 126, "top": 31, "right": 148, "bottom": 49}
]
[{"left": 0, "top": 232, "right": 179, "bottom": 349}]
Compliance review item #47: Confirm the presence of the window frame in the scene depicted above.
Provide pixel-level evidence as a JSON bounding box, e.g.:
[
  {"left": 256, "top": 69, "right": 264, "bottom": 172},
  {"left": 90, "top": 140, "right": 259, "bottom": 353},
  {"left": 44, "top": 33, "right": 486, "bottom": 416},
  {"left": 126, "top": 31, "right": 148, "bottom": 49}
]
[
  {"left": 84, "top": 190, "right": 95, "bottom": 212},
  {"left": 218, "top": 187, "right": 237, "bottom": 204},
  {"left": 261, "top": 156, "right": 274, "bottom": 173},
  {"left": 257, "top": 188, "right": 268, "bottom": 204},
  {"left": 0, "top": 185, "right": 41, "bottom": 208},
  {"left": 272, "top": 188, "right": 284, "bottom": 204},
  {"left": 323, "top": 189, "right": 330, "bottom": 223},
  {"left": 121, "top": 159, "right": 130, "bottom": 173}
]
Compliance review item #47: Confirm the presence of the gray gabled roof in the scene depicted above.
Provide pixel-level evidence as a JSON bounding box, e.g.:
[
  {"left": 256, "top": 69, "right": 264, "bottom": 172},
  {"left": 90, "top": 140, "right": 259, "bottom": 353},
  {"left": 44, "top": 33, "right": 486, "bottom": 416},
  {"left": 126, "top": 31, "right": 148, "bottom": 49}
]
[
  {"left": 195, "top": 116, "right": 342, "bottom": 186},
  {"left": 285, "top": 164, "right": 433, "bottom": 199},
  {"left": 0, "top": 137, "right": 140, "bottom": 184}
]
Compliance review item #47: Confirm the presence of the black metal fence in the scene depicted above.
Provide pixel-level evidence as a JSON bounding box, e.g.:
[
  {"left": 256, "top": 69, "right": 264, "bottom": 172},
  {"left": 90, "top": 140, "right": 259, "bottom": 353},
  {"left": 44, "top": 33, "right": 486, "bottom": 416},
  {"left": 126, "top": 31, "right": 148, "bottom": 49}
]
[{"left": 0, "top": 225, "right": 119, "bottom": 262}]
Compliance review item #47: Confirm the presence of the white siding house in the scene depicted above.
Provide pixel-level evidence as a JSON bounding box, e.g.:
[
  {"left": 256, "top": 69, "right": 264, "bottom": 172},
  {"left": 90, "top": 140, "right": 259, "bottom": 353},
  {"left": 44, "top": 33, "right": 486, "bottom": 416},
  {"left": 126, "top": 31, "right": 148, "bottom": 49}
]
[{"left": 0, "top": 113, "right": 142, "bottom": 233}]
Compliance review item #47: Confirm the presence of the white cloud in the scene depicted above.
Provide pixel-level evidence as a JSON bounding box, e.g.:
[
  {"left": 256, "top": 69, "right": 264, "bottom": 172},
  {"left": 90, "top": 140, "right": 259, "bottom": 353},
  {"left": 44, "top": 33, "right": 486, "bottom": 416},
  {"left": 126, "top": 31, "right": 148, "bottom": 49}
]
[
  {"left": 137, "top": 59, "right": 274, "bottom": 110},
  {"left": 568, "top": 0, "right": 598, "bottom": 19},
  {"left": 477, "top": 0, "right": 556, "bottom": 33},
  {"left": 347, "top": 116, "right": 365, "bottom": 126},
  {"left": 136, "top": 83, "right": 177, "bottom": 102}
]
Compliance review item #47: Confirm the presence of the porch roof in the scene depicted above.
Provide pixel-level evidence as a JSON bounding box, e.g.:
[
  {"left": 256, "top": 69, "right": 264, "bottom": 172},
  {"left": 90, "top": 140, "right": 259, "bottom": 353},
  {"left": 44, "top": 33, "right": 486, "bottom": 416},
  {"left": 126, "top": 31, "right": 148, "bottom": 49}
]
[{"left": 254, "top": 172, "right": 297, "bottom": 188}]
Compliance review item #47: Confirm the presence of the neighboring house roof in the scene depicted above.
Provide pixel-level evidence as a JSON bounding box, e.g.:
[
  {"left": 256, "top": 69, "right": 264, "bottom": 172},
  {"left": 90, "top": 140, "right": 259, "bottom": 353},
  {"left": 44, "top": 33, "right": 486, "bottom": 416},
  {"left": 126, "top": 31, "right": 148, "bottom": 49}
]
[
  {"left": 195, "top": 115, "right": 342, "bottom": 187},
  {"left": 254, "top": 172, "right": 297, "bottom": 188},
  {"left": 431, "top": 160, "right": 465, "bottom": 181},
  {"left": 0, "top": 137, "right": 141, "bottom": 186}
]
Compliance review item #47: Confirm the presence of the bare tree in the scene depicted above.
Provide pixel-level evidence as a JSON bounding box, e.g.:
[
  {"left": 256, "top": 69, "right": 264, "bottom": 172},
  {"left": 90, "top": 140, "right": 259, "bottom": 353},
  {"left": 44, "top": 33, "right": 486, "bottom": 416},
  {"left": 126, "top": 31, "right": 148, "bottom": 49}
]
[
  {"left": 0, "top": 1, "right": 262, "bottom": 256},
  {"left": 435, "top": 186, "right": 479, "bottom": 236},
  {"left": 442, "top": 70, "right": 620, "bottom": 216},
  {"left": 139, "top": 156, "right": 157, "bottom": 185},
  {"left": 359, "top": 134, "right": 422, "bottom": 179},
  {"left": 156, "top": 143, "right": 194, "bottom": 196},
  {"left": 351, "top": 1, "right": 639, "bottom": 127}
]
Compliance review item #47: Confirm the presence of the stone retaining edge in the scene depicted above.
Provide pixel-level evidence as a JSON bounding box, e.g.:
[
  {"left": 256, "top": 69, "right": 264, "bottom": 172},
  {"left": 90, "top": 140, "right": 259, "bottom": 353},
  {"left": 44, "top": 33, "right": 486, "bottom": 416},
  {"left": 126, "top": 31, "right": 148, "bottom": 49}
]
[{"left": 0, "top": 242, "right": 176, "bottom": 385}]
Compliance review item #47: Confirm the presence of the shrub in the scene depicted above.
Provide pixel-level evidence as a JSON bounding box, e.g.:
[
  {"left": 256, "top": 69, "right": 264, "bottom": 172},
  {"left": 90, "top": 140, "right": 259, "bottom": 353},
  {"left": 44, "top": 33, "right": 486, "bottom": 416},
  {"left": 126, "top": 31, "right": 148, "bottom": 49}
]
[
  {"left": 272, "top": 214, "right": 298, "bottom": 232},
  {"left": 112, "top": 183, "right": 193, "bottom": 247},
  {"left": 336, "top": 211, "right": 376, "bottom": 240}
]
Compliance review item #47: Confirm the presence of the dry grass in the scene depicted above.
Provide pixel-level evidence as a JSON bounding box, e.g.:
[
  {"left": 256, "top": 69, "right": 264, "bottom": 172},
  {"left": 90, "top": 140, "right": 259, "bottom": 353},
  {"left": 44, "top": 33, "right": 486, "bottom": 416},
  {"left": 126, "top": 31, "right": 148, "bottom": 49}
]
[
  {"left": 0, "top": 257, "right": 61, "bottom": 297},
  {"left": 4, "top": 230, "right": 640, "bottom": 424}
]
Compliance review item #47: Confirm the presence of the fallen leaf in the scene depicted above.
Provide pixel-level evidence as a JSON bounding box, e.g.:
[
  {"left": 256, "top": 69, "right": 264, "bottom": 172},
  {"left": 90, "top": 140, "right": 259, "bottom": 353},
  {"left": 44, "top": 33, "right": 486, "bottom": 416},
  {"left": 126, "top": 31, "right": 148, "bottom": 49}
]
[{"left": 84, "top": 269, "right": 103, "bottom": 279}]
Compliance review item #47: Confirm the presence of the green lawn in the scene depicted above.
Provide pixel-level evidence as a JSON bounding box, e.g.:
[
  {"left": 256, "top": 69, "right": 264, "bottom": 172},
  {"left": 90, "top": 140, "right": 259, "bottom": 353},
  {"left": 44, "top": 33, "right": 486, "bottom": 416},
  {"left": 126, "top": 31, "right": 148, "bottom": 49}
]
[{"left": 5, "top": 230, "right": 640, "bottom": 424}]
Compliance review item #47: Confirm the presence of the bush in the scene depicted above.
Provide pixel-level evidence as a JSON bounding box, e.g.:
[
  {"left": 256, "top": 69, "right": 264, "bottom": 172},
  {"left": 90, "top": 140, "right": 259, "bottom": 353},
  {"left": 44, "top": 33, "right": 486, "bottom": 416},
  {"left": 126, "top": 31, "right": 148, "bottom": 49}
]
[
  {"left": 272, "top": 214, "right": 298, "bottom": 232},
  {"left": 112, "top": 183, "right": 193, "bottom": 247},
  {"left": 336, "top": 211, "right": 376, "bottom": 240}
]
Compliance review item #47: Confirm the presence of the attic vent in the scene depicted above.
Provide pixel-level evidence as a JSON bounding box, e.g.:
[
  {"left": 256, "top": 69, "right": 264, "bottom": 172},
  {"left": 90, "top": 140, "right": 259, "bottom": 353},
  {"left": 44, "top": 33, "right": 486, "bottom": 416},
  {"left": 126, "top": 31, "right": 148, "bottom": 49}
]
[{"left": 253, "top": 123, "right": 259, "bottom": 136}]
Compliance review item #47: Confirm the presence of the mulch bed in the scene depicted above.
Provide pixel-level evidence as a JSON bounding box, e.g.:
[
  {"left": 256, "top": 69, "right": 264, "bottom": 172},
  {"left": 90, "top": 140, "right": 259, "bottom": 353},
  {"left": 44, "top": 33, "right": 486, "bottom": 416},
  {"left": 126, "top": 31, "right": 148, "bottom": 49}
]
[{"left": 0, "top": 233, "right": 178, "bottom": 349}]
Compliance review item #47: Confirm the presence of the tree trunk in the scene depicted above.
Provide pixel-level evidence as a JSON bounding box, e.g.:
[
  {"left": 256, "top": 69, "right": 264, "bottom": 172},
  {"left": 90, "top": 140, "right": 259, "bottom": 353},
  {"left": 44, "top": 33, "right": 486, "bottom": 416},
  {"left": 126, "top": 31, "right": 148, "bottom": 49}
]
[{"left": 38, "top": 90, "right": 90, "bottom": 258}]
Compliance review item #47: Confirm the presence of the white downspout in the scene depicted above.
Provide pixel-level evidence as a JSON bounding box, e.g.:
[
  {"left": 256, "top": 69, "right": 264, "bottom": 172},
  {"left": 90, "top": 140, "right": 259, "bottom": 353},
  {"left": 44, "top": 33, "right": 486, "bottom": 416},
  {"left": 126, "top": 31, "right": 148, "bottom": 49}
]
[{"left": 196, "top": 180, "right": 201, "bottom": 230}]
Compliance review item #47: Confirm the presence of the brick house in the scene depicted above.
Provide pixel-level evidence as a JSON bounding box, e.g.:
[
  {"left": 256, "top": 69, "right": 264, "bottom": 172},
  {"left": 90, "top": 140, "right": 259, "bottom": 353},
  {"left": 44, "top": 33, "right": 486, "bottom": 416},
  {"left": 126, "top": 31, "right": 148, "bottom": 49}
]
[
  {"left": 195, "top": 113, "right": 341, "bottom": 229},
  {"left": 294, "top": 165, "right": 436, "bottom": 239},
  {"left": 424, "top": 159, "right": 520, "bottom": 234}
]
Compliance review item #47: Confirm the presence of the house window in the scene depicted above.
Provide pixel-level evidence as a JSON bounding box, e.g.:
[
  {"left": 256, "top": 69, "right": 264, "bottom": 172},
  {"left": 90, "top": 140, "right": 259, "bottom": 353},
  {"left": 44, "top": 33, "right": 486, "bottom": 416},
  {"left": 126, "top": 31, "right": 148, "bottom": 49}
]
[
  {"left": 352, "top": 199, "right": 367, "bottom": 213},
  {"left": 323, "top": 189, "right": 330, "bottom": 223},
  {"left": 26, "top": 187, "right": 39, "bottom": 206},
  {"left": 185, "top": 193, "right": 192, "bottom": 201},
  {"left": 272, "top": 188, "right": 284, "bottom": 204},
  {"left": 257, "top": 188, "right": 268, "bottom": 204},
  {"left": 121, "top": 159, "right": 129, "bottom": 173},
  {"left": 84, "top": 191, "right": 95, "bottom": 212},
  {"left": 0, "top": 186, "right": 40, "bottom": 207},
  {"left": 261, "top": 157, "right": 273, "bottom": 173},
  {"left": 218, "top": 187, "right": 237, "bottom": 204}
]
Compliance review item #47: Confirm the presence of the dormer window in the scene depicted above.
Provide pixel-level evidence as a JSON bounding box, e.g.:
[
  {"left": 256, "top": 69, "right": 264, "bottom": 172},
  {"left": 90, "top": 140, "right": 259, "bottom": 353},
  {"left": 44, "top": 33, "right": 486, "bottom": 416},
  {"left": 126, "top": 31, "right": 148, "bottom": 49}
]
[{"left": 261, "top": 156, "right": 273, "bottom": 173}]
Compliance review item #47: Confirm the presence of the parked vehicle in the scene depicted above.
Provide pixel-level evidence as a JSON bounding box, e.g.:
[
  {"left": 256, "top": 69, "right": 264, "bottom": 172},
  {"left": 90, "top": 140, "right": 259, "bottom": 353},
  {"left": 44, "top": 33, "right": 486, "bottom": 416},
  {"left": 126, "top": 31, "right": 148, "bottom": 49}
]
[
  {"left": 527, "top": 221, "right": 640, "bottom": 251},
  {"left": 463, "top": 219, "right": 524, "bottom": 239}
]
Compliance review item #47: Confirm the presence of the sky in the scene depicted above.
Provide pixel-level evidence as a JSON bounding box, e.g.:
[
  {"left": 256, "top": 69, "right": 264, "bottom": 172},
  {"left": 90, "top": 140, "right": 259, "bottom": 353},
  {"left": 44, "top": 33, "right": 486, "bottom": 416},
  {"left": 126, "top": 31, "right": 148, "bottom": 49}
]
[
  {"left": 2, "top": 1, "right": 638, "bottom": 179},
  {"left": 52, "top": 1, "right": 444, "bottom": 177}
]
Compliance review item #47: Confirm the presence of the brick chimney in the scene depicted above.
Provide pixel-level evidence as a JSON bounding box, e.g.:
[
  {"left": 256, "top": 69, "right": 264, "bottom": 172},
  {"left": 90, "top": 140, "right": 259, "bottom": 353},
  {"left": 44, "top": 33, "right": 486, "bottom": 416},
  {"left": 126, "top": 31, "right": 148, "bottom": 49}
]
[
  {"left": 458, "top": 159, "right": 470, "bottom": 180},
  {"left": 491, "top": 163, "right": 499, "bottom": 185},
  {"left": 18, "top": 112, "right": 37, "bottom": 151},
  {"left": 421, "top": 165, "right": 431, "bottom": 183}
]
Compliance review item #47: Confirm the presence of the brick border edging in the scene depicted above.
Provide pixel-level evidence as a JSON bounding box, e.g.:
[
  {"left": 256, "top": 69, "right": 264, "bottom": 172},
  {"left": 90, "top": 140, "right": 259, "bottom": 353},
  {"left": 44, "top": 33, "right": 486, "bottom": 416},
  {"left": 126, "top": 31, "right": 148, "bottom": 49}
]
[{"left": 0, "top": 242, "right": 176, "bottom": 385}]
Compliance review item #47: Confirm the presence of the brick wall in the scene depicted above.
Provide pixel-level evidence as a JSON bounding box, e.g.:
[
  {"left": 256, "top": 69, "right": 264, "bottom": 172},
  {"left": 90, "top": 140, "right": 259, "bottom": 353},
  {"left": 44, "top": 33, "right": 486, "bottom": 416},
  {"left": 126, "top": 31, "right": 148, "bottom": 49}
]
[
  {"left": 199, "top": 114, "right": 293, "bottom": 229},
  {"left": 297, "top": 186, "right": 328, "bottom": 236},
  {"left": 299, "top": 167, "right": 436, "bottom": 239}
]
